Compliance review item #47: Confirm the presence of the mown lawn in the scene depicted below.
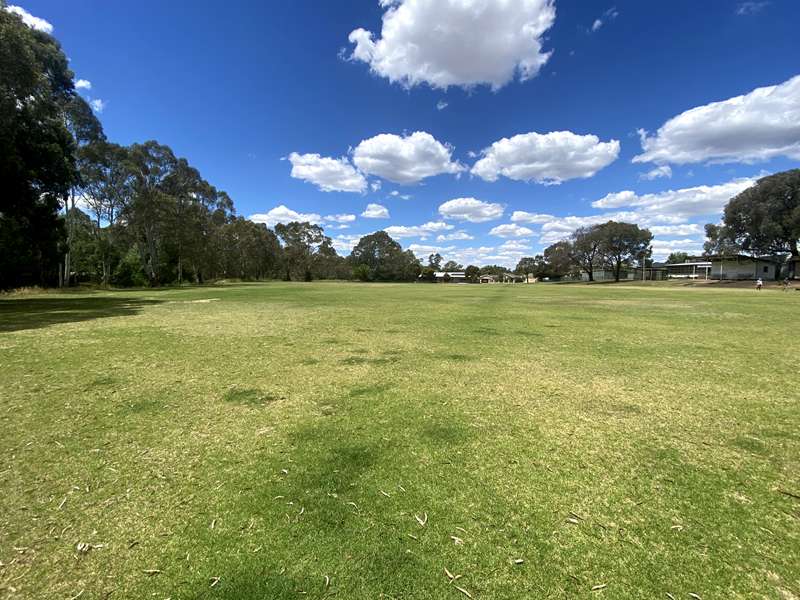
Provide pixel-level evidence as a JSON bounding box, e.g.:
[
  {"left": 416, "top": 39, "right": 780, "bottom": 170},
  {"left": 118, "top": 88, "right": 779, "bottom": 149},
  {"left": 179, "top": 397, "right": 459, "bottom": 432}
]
[{"left": 0, "top": 281, "right": 798, "bottom": 599}]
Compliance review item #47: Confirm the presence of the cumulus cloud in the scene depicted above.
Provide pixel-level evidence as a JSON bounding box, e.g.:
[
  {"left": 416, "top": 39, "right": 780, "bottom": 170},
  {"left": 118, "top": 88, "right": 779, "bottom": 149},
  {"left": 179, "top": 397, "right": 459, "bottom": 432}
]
[
  {"left": 5, "top": 5, "right": 53, "bottom": 33},
  {"left": 324, "top": 214, "right": 357, "bottom": 224},
  {"left": 438, "top": 197, "right": 504, "bottom": 223},
  {"left": 370, "top": 180, "right": 382, "bottom": 192},
  {"left": 389, "top": 190, "right": 412, "bottom": 200},
  {"left": 384, "top": 221, "right": 453, "bottom": 239},
  {"left": 361, "top": 203, "right": 390, "bottom": 219},
  {"left": 650, "top": 239, "right": 705, "bottom": 260},
  {"left": 471, "top": 130, "right": 620, "bottom": 184},
  {"left": 510, "top": 211, "right": 555, "bottom": 224},
  {"left": 347, "top": 0, "right": 556, "bottom": 90},
  {"left": 648, "top": 224, "right": 704, "bottom": 236},
  {"left": 75, "top": 79, "right": 92, "bottom": 90},
  {"left": 489, "top": 224, "right": 534, "bottom": 238},
  {"left": 591, "top": 177, "right": 758, "bottom": 218},
  {"left": 633, "top": 75, "right": 800, "bottom": 165},
  {"left": 332, "top": 234, "right": 364, "bottom": 255},
  {"left": 89, "top": 99, "right": 106, "bottom": 113},
  {"left": 639, "top": 165, "right": 672, "bottom": 180},
  {"left": 408, "top": 243, "right": 456, "bottom": 258},
  {"left": 498, "top": 239, "right": 533, "bottom": 252},
  {"left": 353, "top": 131, "right": 464, "bottom": 184},
  {"left": 249, "top": 205, "right": 322, "bottom": 227},
  {"left": 437, "top": 231, "right": 474, "bottom": 241},
  {"left": 288, "top": 152, "right": 367, "bottom": 193}
]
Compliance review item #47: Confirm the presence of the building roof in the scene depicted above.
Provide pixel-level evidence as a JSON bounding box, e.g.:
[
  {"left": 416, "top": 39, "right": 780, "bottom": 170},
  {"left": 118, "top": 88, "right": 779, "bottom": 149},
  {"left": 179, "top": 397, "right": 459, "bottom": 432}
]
[
  {"left": 707, "top": 254, "right": 783, "bottom": 264},
  {"left": 664, "top": 261, "right": 712, "bottom": 267},
  {"left": 433, "top": 271, "right": 466, "bottom": 278}
]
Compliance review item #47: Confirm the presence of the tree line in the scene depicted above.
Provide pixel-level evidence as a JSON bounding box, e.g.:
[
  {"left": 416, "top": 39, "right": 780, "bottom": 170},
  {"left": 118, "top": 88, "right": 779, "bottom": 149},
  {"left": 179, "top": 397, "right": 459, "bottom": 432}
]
[{"left": 514, "top": 221, "right": 653, "bottom": 282}]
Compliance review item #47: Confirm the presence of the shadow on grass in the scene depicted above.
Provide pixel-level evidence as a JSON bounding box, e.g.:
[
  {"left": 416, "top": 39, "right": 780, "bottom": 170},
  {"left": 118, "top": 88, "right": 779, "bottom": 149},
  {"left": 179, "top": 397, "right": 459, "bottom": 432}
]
[{"left": 0, "top": 296, "right": 164, "bottom": 332}]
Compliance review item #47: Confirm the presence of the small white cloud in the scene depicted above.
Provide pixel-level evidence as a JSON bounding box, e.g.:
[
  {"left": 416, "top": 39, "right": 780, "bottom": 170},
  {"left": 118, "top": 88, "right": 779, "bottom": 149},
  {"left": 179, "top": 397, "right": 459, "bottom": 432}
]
[
  {"left": 361, "top": 203, "right": 390, "bottom": 219},
  {"left": 385, "top": 221, "right": 453, "bottom": 239},
  {"left": 288, "top": 152, "right": 367, "bottom": 193},
  {"left": 489, "top": 224, "right": 534, "bottom": 238},
  {"left": 639, "top": 165, "right": 672, "bottom": 180},
  {"left": 249, "top": 205, "right": 322, "bottom": 227},
  {"left": 436, "top": 100, "right": 448, "bottom": 111},
  {"left": 5, "top": 5, "right": 53, "bottom": 33},
  {"left": 736, "top": 2, "right": 769, "bottom": 15},
  {"left": 389, "top": 190, "right": 412, "bottom": 200},
  {"left": 633, "top": 74, "right": 800, "bottom": 165},
  {"left": 370, "top": 180, "right": 382, "bottom": 192},
  {"left": 591, "top": 19, "right": 603, "bottom": 31},
  {"left": 591, "top": 7, "right": 619, "bottom": 31},
  {"left": 346, "top": 0, "right": 556, "bottom": 90},
  {"left": 472, "top": 130, "right": 620, "bottom": 185},
  {"left": 353, "top": 131, "right": 464, "bottom": 184},
  {"left": 510, "top": 211, "right": 555, "bottom": 224},
  {"left": 324, "top": 213, "right": 357, "bottom": 224},
  {"left": 74, "top": 79, "right": 92, "bottom": 90},
  {"left": 437, "top": 231, "right": 474, "bottom": 241},
  {"left": 89, "top": 98, "right": 106, "bottom": 113},
  {"left": 438, "top": 197, "right": 504, "bottom": 223}
]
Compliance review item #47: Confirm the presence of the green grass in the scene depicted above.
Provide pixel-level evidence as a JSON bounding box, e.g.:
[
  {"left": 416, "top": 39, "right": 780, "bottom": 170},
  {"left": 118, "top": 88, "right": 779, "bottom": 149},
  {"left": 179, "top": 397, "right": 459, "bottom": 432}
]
[{"left": 1, "top": 281, "right": 798, "bottom": 599}]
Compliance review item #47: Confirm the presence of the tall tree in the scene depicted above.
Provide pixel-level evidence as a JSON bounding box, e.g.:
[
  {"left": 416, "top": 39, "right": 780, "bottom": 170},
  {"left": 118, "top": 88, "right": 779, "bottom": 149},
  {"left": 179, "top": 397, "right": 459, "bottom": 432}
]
[
  {"left": 275, "top": 221, "right": 332, "bottom": 281},
  {"left": 349, "top": 231, "right": 420, "bottom": 281},
  {"left": 0, "top": 6, "right": 78, "bottom": 287},
  {"left": 595, "top": 221, "right": 653, "bottom": 282},
  {"left": 714, "top": 169, "right": 800, "bottom": 276},
  {"left": 570, "top": 226, "right": 603, "bottom": 282},
  {"left": 543, "top": 240, "right": 575, "bottom": 277}
]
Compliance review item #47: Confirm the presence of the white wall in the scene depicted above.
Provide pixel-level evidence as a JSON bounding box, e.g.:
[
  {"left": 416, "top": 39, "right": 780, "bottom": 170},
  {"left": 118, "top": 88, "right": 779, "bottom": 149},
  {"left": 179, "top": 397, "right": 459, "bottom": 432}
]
[{"left": 713, "top": 260, "right": 775, "bottom": 280}]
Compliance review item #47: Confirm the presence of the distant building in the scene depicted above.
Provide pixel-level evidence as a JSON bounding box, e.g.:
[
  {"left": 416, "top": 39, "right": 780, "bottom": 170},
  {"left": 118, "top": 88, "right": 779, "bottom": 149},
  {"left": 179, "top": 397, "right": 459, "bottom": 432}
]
[
  {"left": 479, "top": 275, "right": 497, "bottom": 284},
  {"left": 708, "top": 255, "right": 781, "bottom": 280},
  {"left": 501, "top": 272, "right": 526, "bottom": 283},
  {"left": 581, "top": 267, "right": 635, "bottom": 281},
  {"left": 664, "top": 260, "right": 712, "bottom": 279},
  {"left": 432, "top": 271, "right": 466, "bottom": 283}
]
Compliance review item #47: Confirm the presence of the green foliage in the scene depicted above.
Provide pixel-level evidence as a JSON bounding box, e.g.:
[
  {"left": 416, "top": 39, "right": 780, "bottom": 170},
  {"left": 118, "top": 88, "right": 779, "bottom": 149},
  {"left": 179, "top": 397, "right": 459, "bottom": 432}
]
[
  {"left": 666, "top": 251, "right": 690, "bottom": 264},
  {"left": 0, "top": 8, "right": 78, "bottom": 287},
  {"left": 111, "top": 247, "right": 148, "bottom": 287},
  {"left": 348, "top": 231, "right": 420, "bottom": 282},
  {"left": 464, "top": 264, "right": 480, "bottom": 282}
]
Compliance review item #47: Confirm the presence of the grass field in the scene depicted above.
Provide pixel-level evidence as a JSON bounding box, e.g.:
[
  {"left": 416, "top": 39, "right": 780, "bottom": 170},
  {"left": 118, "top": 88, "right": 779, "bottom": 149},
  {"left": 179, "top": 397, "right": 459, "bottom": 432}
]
[{"left": 1, "top": 281, "right": 798, "bottom": 599}]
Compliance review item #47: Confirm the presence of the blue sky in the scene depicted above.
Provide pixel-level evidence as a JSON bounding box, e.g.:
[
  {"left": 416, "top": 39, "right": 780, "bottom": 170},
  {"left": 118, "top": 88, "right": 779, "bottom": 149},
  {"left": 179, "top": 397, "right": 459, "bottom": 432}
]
[{"left": 12, "top": 0, "right": 800, "bottom": 266}]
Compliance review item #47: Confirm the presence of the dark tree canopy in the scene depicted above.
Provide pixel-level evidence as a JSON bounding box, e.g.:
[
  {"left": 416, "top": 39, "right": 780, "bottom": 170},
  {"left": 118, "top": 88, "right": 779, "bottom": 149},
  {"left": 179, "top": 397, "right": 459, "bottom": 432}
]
[
  {"left": 0, "top": 7, "right": 80, "bottom": 287},
  {"left": 348, "top": 231, "right": 420, "bottom": 282},
  {"left": 595, "top": 221, "right": 653, "bottom": 282},
  {"left": 714, "top": 169, "right": 800, "bottom": 261},
  {"left": 666, "top": 251, "right": 690, "bottom": 264}
]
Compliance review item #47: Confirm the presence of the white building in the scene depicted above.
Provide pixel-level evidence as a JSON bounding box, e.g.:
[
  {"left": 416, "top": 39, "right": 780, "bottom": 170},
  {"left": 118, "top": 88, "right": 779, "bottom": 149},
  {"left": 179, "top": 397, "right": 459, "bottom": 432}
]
[
  {"left": 433, "top": 271, "right": 466, "bottom": 283},
  {"left": 708, "top": 255, "right": 780, "bottom": 280}
]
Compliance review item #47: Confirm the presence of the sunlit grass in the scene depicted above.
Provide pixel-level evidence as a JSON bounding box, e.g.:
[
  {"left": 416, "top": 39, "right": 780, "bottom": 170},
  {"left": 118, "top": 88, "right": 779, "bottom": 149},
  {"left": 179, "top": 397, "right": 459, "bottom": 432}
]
[{"left": 1, "top": 282, "right": 798, "bottom": 599}]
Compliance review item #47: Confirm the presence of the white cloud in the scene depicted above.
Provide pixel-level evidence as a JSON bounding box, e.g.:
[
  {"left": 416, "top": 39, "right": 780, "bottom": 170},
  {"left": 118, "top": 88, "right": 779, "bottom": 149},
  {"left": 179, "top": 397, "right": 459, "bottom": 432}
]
[
  {"left": 436, "top": 100, "right": 449, "bottom": 111},
  {"left": 639, "top": 165, "right": 672, "bottom": 180},
  {"left": 385, "top": 221, "right": 453, "bottom": 239},
  {"left": 5, "top": 5, "right": 53, "bottom": 33},
  {"left": 489, "top": 224, "right": 534, "bottom": 238},
  {"left": 249, "top": 205, "right": 321, "bottom": 227},
  {"left": 472, "top": 130, "right": 620, "bottom": 184},
  {"left": 370, "top": 180, "right": 382, "bottom": 192},
  {"left": 438, "top": 197, "right": 504, "bottom": 223},
  {"left": 389, "top": 190, "right": 412, "bottom": 200},
  {"left": 591, "top": 177, "right": 758, "bottom": 218},
  {"left": 650, "top": 239, "right": 705, "bottom": 260},
  {"left": 736, "top": 2, "right": 769, "bottom": 15},
  {"left": 74, "top": 79, "right": 92, "bottom": 90},
  {"left": 332, "top": 234, "right": 364, "bottom": 255},
  {"left": 347, "top": 0, "right": 556, "bottom": 90},
  {"left": 408, "top": 243, "right": 456, "bottom": 258},
  {"left": 437, "top": 231, "right": 474, "bottom": 241},
  {"left": 510, "top": 211, "right": 555, "bottom": 224},
  {"left": 324, "top": 213, "right": 357, "bottom": 224},
  {"left": 353, "top": 131, "right": 464, "bottom": 184},
  {"left": 591, "top": 7, "right": 618, "bottom": 32},
  {"left": 361, "top": 203, "right": 390, "bottom": 219},
  {"left": 498, "top": 239, "right": 533, "bottom": 252},
  {"left": 288, "top": 152, "right": 367, "bottom": 193},
  {"left": 89, "top": 99, "right": 106, "bottom": 113},
  {"left": 633, "top": 75, "right": 800, "bottom": 165},
  {"left": 648, "top": 224, "right": 704, "bottom": 236}
]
